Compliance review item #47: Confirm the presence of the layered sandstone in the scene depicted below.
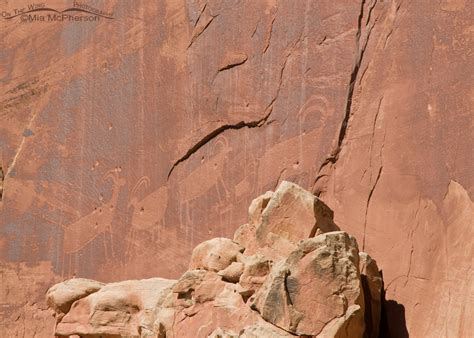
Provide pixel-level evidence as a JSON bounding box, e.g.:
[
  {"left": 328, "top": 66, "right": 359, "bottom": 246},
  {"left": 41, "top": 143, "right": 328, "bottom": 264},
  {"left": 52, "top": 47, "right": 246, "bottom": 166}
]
[{"left": 47, "top": 182, "right": 383, "bottom": 337}]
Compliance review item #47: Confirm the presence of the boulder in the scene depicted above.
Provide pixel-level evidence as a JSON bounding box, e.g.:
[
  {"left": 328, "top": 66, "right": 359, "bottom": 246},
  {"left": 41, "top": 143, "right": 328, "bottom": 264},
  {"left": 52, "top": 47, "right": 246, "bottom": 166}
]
[
  {"left": 248, "top": 190, "right": 273, "bottom": 226},
  {"left": 170, "top": 283, "right": 260, "bottom": 337},
  {"left": 189, "top": 238, "right": 244, "bottom": 272},
  {"left": 240, "top": 320, "right": 294, "bottom": 337},
  {"left": 47, "top": 182, "right": 382, "bottom": 338},
  {"left": 153, "top": 307, "right": 177, "bottom": 338},
  {"left": 252, "top": 231, "right": 365, "bottom": 336},
  {"left": 250, "top": 261, "right": 294, "bottom": 330},
  {"left": 256, "top": 181, "right": 339, "bottom": 256},
  {"left": 172, "top": 269, "right": 207, "bottom": 295},
  {"left": 233, "top": 223, "right": 257, "bottom": 252},
  {"left": 46, "top": 278, "right": 105, "bottom": 314},
  {"left": 238, "top": 254, "right": 272, "bottom": 298},
  {"left": 316, "top": 304, "right": 365, "bottom": 338},
  {"left": 284, "top": 232, "right": 364, "bottom": 336},
  {"left": 55, "top": 278, "right": 175, "bottom": 337},
  {"left": 165, "top": 269, "right": 228, "bottom": 312},
  {"left": 218, "top": 261, "right": 244, "bottom": 283},
  {"left": 208, "top": 327, "right": 239, "bottom": 338},
  {"left": 193, "top": 272, "right": 228, "bottom": 304}
]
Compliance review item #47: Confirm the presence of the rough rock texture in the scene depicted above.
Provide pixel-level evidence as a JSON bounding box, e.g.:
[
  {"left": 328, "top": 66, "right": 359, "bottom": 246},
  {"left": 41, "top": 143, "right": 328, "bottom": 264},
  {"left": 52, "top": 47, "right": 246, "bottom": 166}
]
[
  {"left": 46, "top": 278, "right": 105, "bottom": 315},
  {"left": 47, "top": 182, "right": 382, "bottom": 337},
  {"left": 256, "top": 181, "right": 339, "bottom": 255},
  {"left": 1, "top": 1, "right": 472, "bottom": 337},
  {"left": 55, "top": 278, "right": 176, "bottom": 337},
  {"left": 189, "top": 238, "right": 243, "bottom": 272}
]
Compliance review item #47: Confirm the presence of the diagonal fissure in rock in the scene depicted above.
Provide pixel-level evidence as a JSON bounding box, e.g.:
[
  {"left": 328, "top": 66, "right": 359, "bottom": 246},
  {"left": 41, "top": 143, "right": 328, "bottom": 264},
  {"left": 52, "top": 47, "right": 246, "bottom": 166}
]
[
  {"left": 168, "top": 50, "right": 290, "bottom": 179},
  {"left": 167, "top": 114, "right": 270, "bottom": 179},
  {"left": 188, "top": 12, "right": 219, "bottom": 49},
  {"left": 337, "top": 1, "right": 367, "bottom": 149},
  {"left": 362, "top": 164, "right": 382, "bottom": 250},
  {"left": 313, "top": 0, "right": 378, "bottom": 196}
]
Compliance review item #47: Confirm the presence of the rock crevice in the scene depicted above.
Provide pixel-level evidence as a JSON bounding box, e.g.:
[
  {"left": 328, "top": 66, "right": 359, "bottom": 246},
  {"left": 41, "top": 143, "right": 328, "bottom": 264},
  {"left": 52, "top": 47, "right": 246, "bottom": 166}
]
[{"left": 313, "top": 0, "right": 380, "bottom": 197}]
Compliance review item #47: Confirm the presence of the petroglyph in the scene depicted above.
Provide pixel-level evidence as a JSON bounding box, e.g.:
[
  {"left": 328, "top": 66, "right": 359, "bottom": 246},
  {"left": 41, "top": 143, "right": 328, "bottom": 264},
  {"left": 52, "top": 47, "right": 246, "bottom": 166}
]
[
  {"left": 176, "top": 136, "right": 234, "bottom": 241},
  {"left": 258, "top": 95, "right": 333, "bottom": 186},
  {"left": 62, "top": 168, "right": 125, "bottom": 255},
  {"left": 178, "top": 135, "right": 232, "bottom": 202},
  {"left": 296, "top": 95, "right": 332, "bottom": 127},
  {"left": 126, "top": 177, "right": 168, "bottom": 254}
]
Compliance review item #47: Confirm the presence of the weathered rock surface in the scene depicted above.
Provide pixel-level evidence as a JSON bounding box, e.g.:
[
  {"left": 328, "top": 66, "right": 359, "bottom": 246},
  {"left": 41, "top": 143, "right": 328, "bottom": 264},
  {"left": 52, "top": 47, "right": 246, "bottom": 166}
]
[
  {"left": 54, "top": 278, "right": 176, "bottom": 337},
  {"left": 189, "top": 238, "right": 244, "bottom": 272},
  {"left": 259, "top": 182, "right": 337, "bottom": 238},
  {"left": 47, "top": 182, "right": 382, "bottom": 337},
  {"left": 46, "top": 278, "right": 105, "bottom": 315},
  {"left": 256, "top": 181, "right": 339, "bottom": 257},
  {"left": 1, "top": 1, "right": 472, "bottom": 337},
  {"left": 218, "top": 261, "right": 244, "bottom": 283}
]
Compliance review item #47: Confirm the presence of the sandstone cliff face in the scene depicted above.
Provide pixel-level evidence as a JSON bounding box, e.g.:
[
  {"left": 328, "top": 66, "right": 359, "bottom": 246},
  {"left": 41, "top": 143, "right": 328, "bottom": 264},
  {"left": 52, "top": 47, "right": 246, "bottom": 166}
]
[
  {"left": 0, "top": 0, "right": 472, "bottom": 337},
  {"left": 47, "top": 182, "right": 383, "bottom": 337}
]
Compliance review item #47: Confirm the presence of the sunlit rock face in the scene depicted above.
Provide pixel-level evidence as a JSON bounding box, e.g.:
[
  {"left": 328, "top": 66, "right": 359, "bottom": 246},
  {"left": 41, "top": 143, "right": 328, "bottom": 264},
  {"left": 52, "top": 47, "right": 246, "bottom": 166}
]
[{"left": 47, "top": 182, "right": 383, "bottom": 338}]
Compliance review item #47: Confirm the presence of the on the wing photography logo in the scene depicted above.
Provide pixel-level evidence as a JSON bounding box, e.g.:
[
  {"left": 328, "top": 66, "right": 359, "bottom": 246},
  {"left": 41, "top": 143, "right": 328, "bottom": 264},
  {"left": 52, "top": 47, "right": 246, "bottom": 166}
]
[{"left": 1, "top": 1, "right": 114, "bottom": 23}]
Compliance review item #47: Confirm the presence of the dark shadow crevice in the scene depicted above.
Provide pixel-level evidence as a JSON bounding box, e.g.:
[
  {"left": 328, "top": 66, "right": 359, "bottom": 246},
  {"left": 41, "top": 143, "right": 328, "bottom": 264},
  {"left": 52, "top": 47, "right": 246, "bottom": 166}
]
[{"left": 379, "top": 271, "right": 409, "bottom": 338}]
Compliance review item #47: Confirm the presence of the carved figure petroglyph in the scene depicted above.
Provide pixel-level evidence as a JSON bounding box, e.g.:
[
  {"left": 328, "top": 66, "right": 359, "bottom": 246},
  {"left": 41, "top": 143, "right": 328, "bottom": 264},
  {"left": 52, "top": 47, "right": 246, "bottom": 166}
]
[
  {"left": 178, "top": 135, "right": 232, "bottom": 202},
  {"left": 177, "top": 135, "right": 233, "bottom": 242},
  {"left": 62, "top": 168, "right": 125, "bottom": 255},
  {"left": 126, "top": 176, "right": 168, "bottom": 254},
  {"left": 257, "top": 95, "right": 332, "bottom": 187}
]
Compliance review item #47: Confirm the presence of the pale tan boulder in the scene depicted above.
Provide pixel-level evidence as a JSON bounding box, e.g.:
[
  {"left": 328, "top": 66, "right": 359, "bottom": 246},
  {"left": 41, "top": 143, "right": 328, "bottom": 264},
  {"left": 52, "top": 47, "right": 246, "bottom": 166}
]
[
  {"left": 172, "top": 269, "right": 207, "bottom": 296},
  {"left": 233, "top": 223, "right": 257, "bottom": 252},
  {"left": 46, "top": 278, "right": 105, "bottom": 315},
  {"left": 171, "top": 283, "right": 261, "bottom": 338},
  {"left": 190, "top": 238, "right": 244, "bottom": 272},
  {"left": 193, "top": 272, "right": 228, "bottom": 304},
  {"left": 252, "top": 231, "right": 365, "bottom": 336},
  {"left": 285, "top": 232, "right": 364, "bottom": 336},
  {"left": 248, "top": 190, "right": 273, "bottom": 226},
  {"left": 256, "top": 181, "right": 339, "bottom": 256},
  {"left": 316, "top": 304, "right": 365, "bottom": 338},
  {"left": 250, "top": 260, "right": 294, "bottom": 330},
  {"left": 238, "top": 254, "right": 272, "bottom": 298},
  {"left": 151, "top": 271, "right": 223, "bottom": 337},
  {"left": 153, "top": 307, "right": 177, "bottom": 338},
  {"left": 218, "top": 261, "right": 244, "bottom": 283},
  {"left": 164, "top": 270, "right": 227, "bottom": 312},
  {"left": 233, "top": 188, "right": 271, "bottom": 253},
  {"left": 54, "top": 278, "right": 175, "bottom": 337},
  {"left": 47, "top": 182, "right": 383, "bottom": 338},
  {"left": 240, "top": 320, "right": 294, "bottom": 337},
  {"left": 208, "top": 327, "right": 239, "bottom": 337}
]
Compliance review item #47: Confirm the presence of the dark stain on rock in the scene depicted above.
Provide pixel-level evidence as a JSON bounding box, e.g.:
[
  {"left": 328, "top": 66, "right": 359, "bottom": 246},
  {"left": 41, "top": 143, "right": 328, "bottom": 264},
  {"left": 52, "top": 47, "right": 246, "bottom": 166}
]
[
  {"left": 7, "top": 79, "right": 39, "bottom": 94},
  {"left": 285, "top": 274, "right": 299, "bottom": 299},
  {"left": 1, "top": 81, "right": 48, "bottom": 113},
  {"left": 23, "top": 129, "right": 34, "bottom": 137},
  {"left": 0, "top": 165, "right": 3, "bottom": 201}
]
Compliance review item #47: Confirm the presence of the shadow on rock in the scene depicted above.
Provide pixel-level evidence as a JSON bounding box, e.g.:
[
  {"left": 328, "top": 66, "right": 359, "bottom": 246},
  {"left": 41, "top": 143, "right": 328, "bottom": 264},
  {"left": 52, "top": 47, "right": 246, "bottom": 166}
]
[{"left": 379, "top": 273, "right": 409, "bottom": 338}]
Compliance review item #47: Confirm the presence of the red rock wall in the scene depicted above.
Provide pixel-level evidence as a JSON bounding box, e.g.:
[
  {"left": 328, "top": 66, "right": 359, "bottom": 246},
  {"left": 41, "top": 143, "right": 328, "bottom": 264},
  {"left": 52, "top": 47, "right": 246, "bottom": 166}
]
[{"left": 0, "top": 0, "right": 472, "bottom": 336}]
